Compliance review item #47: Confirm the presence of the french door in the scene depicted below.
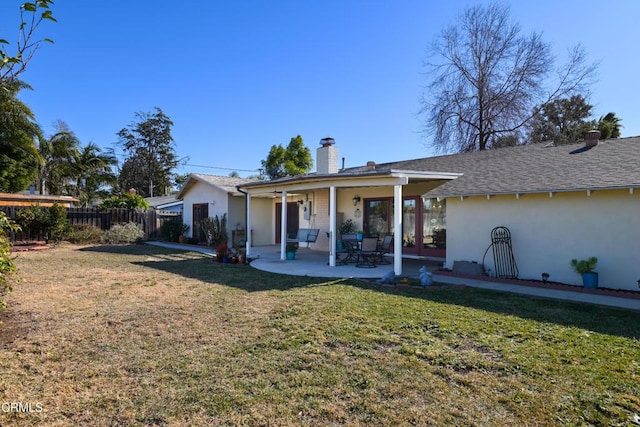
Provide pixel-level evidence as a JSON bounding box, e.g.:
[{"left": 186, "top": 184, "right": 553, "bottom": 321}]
[
  {"left": 363, "top": 197, "right": 420, "bottom": 254},
  {"left": 192, "top": 203, "right": 208, "bottom": 242}
]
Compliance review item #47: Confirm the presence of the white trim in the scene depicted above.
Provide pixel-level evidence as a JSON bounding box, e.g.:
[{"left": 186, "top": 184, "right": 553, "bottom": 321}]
[
  {"left": 393, "top": 184, "right": 403, "bottom": 275},
  {"left": 329, "top": 186, "right": 336, "bottom": 267},
  {"left": 245, "top": 194, "right": 252, "bottom": 257},
  {"left": 280, "top": 191, "right": 287, "bottom": 260}
]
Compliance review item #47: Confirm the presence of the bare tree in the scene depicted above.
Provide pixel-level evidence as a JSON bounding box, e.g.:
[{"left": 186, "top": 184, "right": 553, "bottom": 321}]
[{"left": 420, "top": 2, "right": 597, "bottom": 152}]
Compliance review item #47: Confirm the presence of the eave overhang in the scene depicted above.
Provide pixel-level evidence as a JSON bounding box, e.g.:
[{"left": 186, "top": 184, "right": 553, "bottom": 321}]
[{"left": 237, "top": 169, "right": 461, "bottom": 195}]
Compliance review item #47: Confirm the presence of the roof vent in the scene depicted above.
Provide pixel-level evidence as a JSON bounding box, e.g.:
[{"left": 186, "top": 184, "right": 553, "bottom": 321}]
[
  {"left": 584, "top": 130, "right": 600, "bottom": 148},
  {"left": 366, "top": 161, "right": 376, "bottom": 170}
]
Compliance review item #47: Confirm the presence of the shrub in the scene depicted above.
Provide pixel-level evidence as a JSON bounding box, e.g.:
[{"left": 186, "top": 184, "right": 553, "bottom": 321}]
[
  {"left": 65, "top": 224, "right": 104, "bottom": 244},
  {"left": 15, "top": 203, "right": 69, "bottom": 243},
  {"left": 15, "top": 204, "right": 47, "bottom": 240},
  {"left": 160, "top": 219, "right": 188, "bottom": 242},
  {"left": 98, "top": 193, "right": 149, "bottom": 210},
  {"left": 201, "top": 214, "right": 227, "bottom": 247},
  {"left": 0, "top": 212, "right": 21, "bottom": 317},
  {"left": 46, "top": 203, "right": 69, "bottom": 244},
  {"left": 102, "top": 222, "right": 145, "bottom": 244}
]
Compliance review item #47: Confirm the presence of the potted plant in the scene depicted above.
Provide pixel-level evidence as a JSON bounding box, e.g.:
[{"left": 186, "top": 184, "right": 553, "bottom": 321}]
[
  {"left": 570, "top": 257, "right": 598, "bottom": 289},
  {"left": 178, "top": 223, "right": 189, "bottom": 243},
  {"left": 338, "top": 219, "right": 356, "bottom": 236},
  {"left": 285, "top": 244, "right": 298, "bottom": 260},
  {"left": 216, "top": 242, "right": 228, "bottom": 263},
  {"left": 356, "top": 230, "right": 364, "bottom": 241}
]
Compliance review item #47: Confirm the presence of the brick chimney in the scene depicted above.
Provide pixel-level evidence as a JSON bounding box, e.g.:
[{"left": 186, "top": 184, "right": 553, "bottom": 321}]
[{"left": 317, "top": 137, "right": 338, "bottom": 174}]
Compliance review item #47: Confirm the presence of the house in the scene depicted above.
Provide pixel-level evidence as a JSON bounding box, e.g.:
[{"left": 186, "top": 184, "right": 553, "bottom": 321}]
[
  {"left": 238, "top": 138, "right": 461, "bottom": 275},
  {"left": 238, "top": 135, "right": 640, "bottom": 291},
  {"left": 177, "top": 174, "right": 263, "bottom": 246},
  {"left": 145, "top": 194, "right": 183, "bottom": 212}
]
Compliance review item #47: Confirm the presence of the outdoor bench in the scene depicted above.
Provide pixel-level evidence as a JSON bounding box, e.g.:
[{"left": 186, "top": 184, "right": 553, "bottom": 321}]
[{"left": 286, "top": 228, "right": 320, "bottom": 244}]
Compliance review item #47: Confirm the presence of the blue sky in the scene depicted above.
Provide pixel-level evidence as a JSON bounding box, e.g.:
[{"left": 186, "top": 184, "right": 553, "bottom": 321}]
[{"left": 2, "top": 1, "right": 639, "bottom": 178}]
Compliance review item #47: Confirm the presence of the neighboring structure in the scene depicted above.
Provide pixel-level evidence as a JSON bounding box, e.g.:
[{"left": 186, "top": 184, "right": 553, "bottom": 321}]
[
  {"left": 0, "top": 193, "right": 79, "bottom": 207},
  {"left": 177, "top": 174, "right": 263, "bottom": 246},
  {"left": 238, "top": 136, "right": 640, "bottom": 291},
  {"left": 145, "top": 194, "right": 183, "bottom": 212}
]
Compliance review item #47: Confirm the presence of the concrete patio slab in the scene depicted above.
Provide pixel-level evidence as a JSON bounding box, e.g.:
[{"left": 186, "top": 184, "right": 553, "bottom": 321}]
[{"left": 246, "top": 245, "right": 441, "bottom": 279}]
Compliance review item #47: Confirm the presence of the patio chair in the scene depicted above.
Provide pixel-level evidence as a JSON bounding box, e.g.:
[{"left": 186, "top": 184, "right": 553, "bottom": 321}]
[
  {"left": 336, "top": 239, "right": 358, "bottom": 265},
  {"left": 356, "top": 237, "right": 378, "bottom": 268},
  {"left": 375, "top": 233, "right": 393, "bottom": 264}
]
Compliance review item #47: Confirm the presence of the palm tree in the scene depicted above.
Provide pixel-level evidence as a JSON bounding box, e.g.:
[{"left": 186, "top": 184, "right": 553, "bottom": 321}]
[
  {"left": 67, "top": 143, "right": 117, "bottom": 207},
  {"left": 597, "top": 112, "right": 622, "bottom": 139},
  {"left": 0, "top": 79, "right": 41, "bottom": 192},
  {"left": 36, "top": 120, "right": 79, "bottom": 195}
]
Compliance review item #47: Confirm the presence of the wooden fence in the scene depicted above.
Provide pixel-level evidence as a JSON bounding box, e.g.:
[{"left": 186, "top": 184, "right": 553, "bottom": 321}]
[{"left": 0, "top": 206, "right": 181, "bottom": 242}]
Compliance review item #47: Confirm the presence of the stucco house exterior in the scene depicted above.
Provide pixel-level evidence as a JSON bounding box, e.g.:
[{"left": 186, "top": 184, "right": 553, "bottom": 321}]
[
  {"left": 238, "top": 135, "right": 640, "bottom": 291},
  {"left": 177, "top": 174, "right": 260, "bottom": 245}
]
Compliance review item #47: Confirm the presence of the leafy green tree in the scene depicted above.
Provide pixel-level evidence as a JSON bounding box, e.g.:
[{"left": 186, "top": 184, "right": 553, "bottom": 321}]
[
  {"left": 597, "top": 112, "right": 622, "bottom": 139},
  {"left": 36, "top": 120, "right": 79, "bottom": 195},
  {"left": 0, "top": 0, "right": 56, "bottom": 87},
  {"left": 174, "top": 173, "right": 189, "bottom": 189},
  {"left": 261, "top": 135, "right": 312, "bottom": 180},
  {"left": 66, "top": 143, "right": 118, "bottom": 207},
  {"left": 528, "top": 95, "right": 596, "bottom": 145},
  {"left": 0, "top": 79, "right": 40, "bottom": 192},
  {"left": 421, "top": 2, "right": 596, "bottom": 152},
  {"left": 98, "top": 192, "right": 149, "bottom": 210},
  {"left": 117, "top": 107, "right": 178, "bottom": 197}
]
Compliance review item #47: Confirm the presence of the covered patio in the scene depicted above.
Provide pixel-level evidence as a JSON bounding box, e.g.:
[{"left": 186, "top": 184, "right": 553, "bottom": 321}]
[
  {"left": 248, "top": 245, "right": 442, "bottom": 279},
  {"left": 239, "top": 170, "right": 459, "bottom": 276}
]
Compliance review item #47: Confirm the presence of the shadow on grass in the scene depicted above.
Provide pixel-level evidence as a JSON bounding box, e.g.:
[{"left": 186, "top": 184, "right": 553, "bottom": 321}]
[
  {"left": 80, "top": 244, "right": 640, "bottom": 340},
  {"left": 79, "top": 244, "right": 339, "bottom": 292},
  {"left": 371, "top": 283, "right": 640, "bottom": 340}
]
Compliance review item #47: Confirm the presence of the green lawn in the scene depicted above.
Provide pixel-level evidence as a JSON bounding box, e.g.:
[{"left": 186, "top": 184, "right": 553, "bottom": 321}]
[{"left": 1, "top": 244, "right": 638, "bottom": 426}]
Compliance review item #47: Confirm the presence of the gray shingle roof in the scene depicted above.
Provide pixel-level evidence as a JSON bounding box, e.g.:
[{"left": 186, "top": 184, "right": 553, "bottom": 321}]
[
  {"left": 190, "top": 174, "right": 254, "bottom": 193},
  {"left": 342, "top": 137, "right": 640, "bottom": 198},
  {"left": 177, "top": 174, "right": 255, "bottom": 199},
  {"left": 145, "top": 194, "right": 180, "bottom": 208}
]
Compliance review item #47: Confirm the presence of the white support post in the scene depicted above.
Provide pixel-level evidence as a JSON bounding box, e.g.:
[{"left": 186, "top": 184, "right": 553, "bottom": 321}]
[
  {"left": 329, "top": 185, "right": 336, "bottom": 267},
  {"left": 393, "top": 184, "right": 403, "bottom": 275},
  {"left": 280, "top": 191, "right": 287, "bottom": 260},
  {"left": 245, "top": 193, "right": 252, "bottom": 256}
]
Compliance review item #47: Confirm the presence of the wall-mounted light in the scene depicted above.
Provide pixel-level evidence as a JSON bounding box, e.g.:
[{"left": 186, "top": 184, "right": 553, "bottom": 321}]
[
  {"left": 354, "top": 208, "right": 362, "bottom": 218},
  {"left": 352, "top": 195, "right": 361, "bottom": 206},
  {"left": 297, "top": 200, "right": 304, "bottom": 206}
]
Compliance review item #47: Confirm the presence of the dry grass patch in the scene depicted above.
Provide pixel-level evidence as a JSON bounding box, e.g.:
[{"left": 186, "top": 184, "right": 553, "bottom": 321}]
[{"left": 0, "top": 243, "right": 638, "bottom": 426}]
